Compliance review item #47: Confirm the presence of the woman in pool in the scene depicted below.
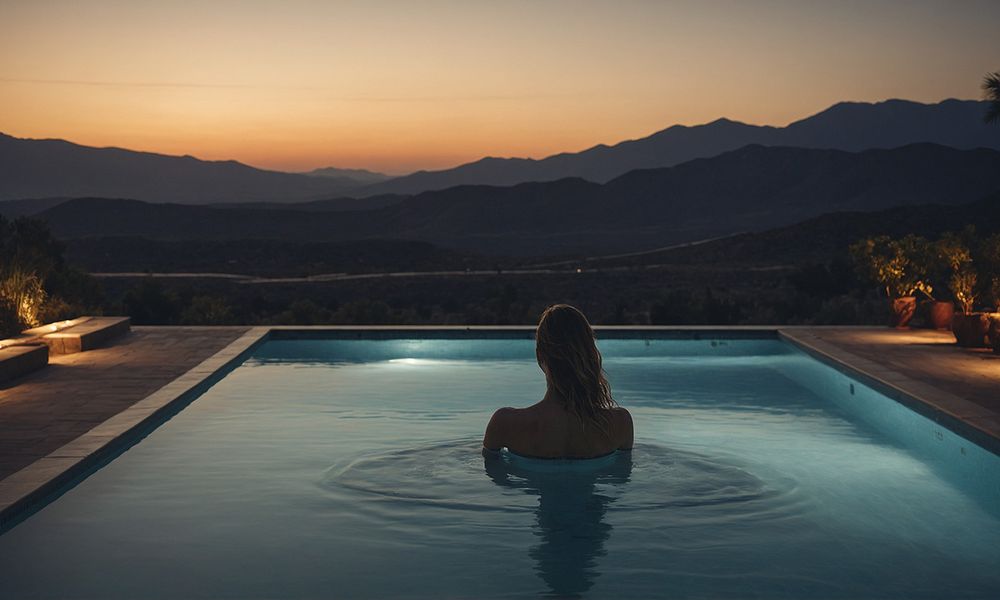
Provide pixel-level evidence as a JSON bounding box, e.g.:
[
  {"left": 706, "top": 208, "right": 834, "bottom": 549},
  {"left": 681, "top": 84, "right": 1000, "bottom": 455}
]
[{"left": 483, "top": 304, "right": 633, "bottom": 458}]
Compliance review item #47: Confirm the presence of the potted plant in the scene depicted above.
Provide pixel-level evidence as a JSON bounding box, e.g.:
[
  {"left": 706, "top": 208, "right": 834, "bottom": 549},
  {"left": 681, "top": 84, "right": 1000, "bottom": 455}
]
[
  {"left": 851, "top": 235, "right": 933, "bottom": 328},
  {"left": 939, "top": 234, "right": 990, "bottom": 347},
  {"left": 914, "top": 236, "right": 955, "bottom": 329}
]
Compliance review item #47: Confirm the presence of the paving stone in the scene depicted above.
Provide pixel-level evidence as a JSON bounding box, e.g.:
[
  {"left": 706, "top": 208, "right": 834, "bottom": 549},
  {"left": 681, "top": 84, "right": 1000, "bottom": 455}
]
[{"left": 0, "top": 327, "right": 250, "bottom": 479}]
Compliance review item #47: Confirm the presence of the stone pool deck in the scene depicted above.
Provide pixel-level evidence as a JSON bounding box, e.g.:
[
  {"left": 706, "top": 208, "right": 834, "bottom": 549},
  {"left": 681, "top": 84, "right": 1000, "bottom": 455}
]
[
  {"left": 0, "top": 325, "right": 997, "bottom": 507},
  {"left": 0, "top": 326, "right": 251, "bottom": 480},
  {"left": 779, "top": 327, "right": 1000, "bottom": 450}
]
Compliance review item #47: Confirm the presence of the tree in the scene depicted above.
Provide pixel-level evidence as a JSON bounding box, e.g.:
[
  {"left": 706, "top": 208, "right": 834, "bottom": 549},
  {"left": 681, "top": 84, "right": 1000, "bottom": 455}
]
[{"left": 984, "top": 71, "right": 1000, "bottom": 125}]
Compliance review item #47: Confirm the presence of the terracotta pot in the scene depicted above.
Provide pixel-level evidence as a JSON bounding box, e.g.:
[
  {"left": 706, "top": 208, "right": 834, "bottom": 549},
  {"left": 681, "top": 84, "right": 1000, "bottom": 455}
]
[
  {"left": 888, "top": 296, "right": 917, "bottom": 328},
  {"left": 989, "top": 315, "right": 1000, "bottom": 355},
  {"left": 951, "top": 312, "right": 991, "bottom": 348},
  {"left": 922, "top": 300, "right": 955, "bottom": 330}
]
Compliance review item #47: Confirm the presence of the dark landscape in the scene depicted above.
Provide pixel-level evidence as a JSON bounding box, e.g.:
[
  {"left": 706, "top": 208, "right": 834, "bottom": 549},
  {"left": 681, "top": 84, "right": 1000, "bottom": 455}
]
[
  {"left": 2, "top": 96, "right": 998, "bottom": 330},
  {"left": 2, "top": 4, "right": 1000, "bottom": 600}
]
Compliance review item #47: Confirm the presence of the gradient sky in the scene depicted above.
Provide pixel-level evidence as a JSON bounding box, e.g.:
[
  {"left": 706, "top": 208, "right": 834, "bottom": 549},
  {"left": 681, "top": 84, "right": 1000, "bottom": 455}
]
[{"left": 1, "top": 0, "right": 998, "bottom": 174}]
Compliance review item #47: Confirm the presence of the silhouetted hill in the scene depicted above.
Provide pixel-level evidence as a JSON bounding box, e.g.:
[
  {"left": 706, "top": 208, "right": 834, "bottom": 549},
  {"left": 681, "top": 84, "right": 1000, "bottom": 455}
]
[
  {"left": 34, "top": 144, "right": 1000, "bottom": 256},
  {"left": 302, "top": 166, "right": 393, "bottom": 184},
  {"left": 0, "top": 133, "right": 379, "bottom": 204},
  {"left": 6, "top": 99, "right": 995, "bottom": 205},
  {"left": 64, "top": 237, "right": 478, "bottom": 277},
  {"left": 581, "top": 192, "right": 1000, "bottom": 269},
  {"left": 0, "top": 194, "right": 408, "bottom": 217},
  {"left": 0, "top": 197, "right": 72, "bottom": 218},
  {"left": 359, "top": 99, "right": 1000, "bottom": 196}
]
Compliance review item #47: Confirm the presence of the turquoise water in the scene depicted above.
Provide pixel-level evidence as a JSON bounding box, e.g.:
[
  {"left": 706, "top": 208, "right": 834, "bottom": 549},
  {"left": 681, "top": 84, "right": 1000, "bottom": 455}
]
[{"left": 0, "top": 337, "right": 998, "bottom": 599}]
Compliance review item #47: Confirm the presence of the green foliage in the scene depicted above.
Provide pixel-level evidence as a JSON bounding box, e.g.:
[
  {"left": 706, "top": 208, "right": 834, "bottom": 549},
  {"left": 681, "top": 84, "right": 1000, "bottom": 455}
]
[
  {"left": 990, "top": 278, "right": 1000, "bottom": 313},
  {"left": 787, "top": 257, "right": 857, "bottom": 298},
  {"left": 0, "top": 215, "right": 104, "bottom": 332},
  {"left": 332, "top": 299, "right": 391, "bottom": 324},
  {"left": 950, "top": 269, "right": 978, "bottom": 314},
  {"left": 0, "top": 268, "right": 46, "bottom": 332},
  {"left": 271, "top": 299, "right": 334, "bottom": 325},
  {"left": 0, "top": 216, "right": 53, "bottom": 334},
  {"left": 936, "top": 231, "right": 977, "bottom": 313},
  {"left": 0, "top": 299, "right": 19, "bottom": 338},
  {"left": 848, "top": 227, "right": 998, "bottom": 314},
  {"left": 850, "top": 235, "right": 933, "bottom": 299},
  {"left": 979, "top": 234, "right": 1000, "bottom": 310},
  {"left": 121, "top": 280, "right": 180, "bottom": 325},
  {"left": 181, "top": 296, "right": 235, "bottom": 325},
  {"left": 936, "top": 231, "right": 973, "bottom": 273},
  {"left": 649, "top": 288, "right": 743, "bottom": 325}
]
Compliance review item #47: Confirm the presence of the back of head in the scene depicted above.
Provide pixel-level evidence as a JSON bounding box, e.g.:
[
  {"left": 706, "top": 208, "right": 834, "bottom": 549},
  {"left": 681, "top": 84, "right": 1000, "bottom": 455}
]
[{"left": 535, "top": 304, "right": 616, "bottom": 436}]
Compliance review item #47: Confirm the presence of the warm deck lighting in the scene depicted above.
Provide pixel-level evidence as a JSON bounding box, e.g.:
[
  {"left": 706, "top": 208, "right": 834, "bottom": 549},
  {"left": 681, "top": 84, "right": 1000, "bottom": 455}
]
[{"left": 5, "top": 317, "right": 93, "bottom": 348}]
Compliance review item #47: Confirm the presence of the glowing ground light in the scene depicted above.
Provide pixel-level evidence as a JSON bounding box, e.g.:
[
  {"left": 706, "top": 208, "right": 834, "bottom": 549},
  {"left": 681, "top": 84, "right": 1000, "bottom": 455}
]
[{"left": 1, "top": 318, "right": 90, "bottom": 350}]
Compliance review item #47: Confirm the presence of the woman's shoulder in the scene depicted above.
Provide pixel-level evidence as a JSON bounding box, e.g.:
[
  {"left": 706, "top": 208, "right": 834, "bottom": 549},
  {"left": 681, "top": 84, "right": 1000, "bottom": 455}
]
[
  {"left": 485, "top": 406, "right": 531, "bottom": 433},
  {"left": 483, "top": 406, "right": 533, "bottom": 451},
  {"left": 610, "top": 405, "right": 633, "bottom": 420},
  {"left": 489, "top": 406, "right": 524, "bottom": 421},
  {"left": 609, "top": 406, "right": 634, "bottom": 449}
]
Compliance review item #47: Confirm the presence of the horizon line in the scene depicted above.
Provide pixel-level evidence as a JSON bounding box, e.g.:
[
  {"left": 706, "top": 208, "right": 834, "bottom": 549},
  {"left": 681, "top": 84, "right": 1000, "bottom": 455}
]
[{"left": 0, "top": 95, "right": 983, "bottom": 175}]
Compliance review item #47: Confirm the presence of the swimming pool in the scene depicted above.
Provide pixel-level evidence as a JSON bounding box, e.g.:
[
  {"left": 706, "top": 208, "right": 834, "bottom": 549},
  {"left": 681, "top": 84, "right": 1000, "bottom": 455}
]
[{"left": 0, "top": 333, "right": 997, "bottom": 599}]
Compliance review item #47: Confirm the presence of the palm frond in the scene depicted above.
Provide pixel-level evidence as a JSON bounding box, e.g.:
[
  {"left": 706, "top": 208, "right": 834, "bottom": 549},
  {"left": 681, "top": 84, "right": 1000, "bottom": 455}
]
[{"left": 983, "top": 71, "right": 1000, "bottom": 124}]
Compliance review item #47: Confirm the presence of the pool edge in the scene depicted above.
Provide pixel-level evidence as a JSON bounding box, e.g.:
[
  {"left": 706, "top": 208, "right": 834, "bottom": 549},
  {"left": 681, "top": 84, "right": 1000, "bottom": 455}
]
[
  {"left": 0, "top": 326, "right": 271, "bottom": 531},
  {"left": 778, "top": 329, "right": 1000, "bottom": 456},
  {"left": 2, "top": 325, "right": 996, "bottom": 531}
]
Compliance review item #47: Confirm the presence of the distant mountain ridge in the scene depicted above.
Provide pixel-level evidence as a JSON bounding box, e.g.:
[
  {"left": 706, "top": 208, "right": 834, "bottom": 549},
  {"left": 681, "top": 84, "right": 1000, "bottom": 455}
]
[
  {"left": 1, "top": 98, "right": 996, "bottom": 205},
  {"left": 0, "top": 133, "right": 381, "bottom": 204},
  {"left": 31, "top": 144, "right": 1000, "bottom": 256},
  {"left": 357, "top": 99, "right": 1000, "bottom": 196},
  {"left": 302, "top": 166, "right": 392, "bottom": 184}
]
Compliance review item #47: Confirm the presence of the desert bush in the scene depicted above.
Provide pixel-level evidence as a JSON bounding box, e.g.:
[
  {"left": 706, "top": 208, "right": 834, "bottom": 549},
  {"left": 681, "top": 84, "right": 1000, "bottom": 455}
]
[
  {"left": 181, "top": 296, "right": 235, "bottom": 325},
  {"left": 121, "top": 280, "right": 181, "bottom": 325},
  {"left": 0, "top": 268, "right": 46, "bottom": 332}
]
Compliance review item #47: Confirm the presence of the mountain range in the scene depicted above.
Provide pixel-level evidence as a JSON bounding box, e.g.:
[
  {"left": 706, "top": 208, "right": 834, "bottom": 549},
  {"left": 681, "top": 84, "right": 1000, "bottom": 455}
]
[
  {"left": 302, "top": 166, "right": 392, "bottom": 184},
  {"left": 356, "top": 98, "right": 999, "bottom": 196},
  {"left": 24, "top": 143, "right": 1000, "bottom": 256},
  {"left": 0, "top": 133, "right": 375, "bottom": 204},
  {"left": 1, "top": 98, "right": 996, "bottom": 205}
]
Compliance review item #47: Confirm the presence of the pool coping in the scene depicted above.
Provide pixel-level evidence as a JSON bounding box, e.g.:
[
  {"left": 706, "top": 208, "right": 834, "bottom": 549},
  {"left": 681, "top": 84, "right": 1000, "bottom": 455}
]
[
  {"left": 776, "top": 329, "right": 1000, "bottom": 456},
  {"left": 1, "top": 325, "right": 996, "bottom": 531}
]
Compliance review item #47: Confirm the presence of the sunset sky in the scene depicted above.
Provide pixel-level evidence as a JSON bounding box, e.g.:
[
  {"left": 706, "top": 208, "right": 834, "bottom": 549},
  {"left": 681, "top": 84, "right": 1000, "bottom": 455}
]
[{"left": 1, "top": 0, "right": 997, "bottom": 174}]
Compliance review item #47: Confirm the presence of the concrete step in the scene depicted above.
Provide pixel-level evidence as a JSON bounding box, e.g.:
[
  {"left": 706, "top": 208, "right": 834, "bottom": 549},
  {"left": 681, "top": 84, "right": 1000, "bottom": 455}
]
[
  {"left": 0, "top": 344, "right": 48, "bottom": 385},
  {"left": 23, "top": 317, "right": 131, "bottom": 354}
]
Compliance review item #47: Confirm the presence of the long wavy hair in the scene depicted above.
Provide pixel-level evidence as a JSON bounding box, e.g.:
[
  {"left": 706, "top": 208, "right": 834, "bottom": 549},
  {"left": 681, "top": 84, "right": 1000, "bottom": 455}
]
[{"left": 535, "top": 304, "right": 617, "bottom": 437}]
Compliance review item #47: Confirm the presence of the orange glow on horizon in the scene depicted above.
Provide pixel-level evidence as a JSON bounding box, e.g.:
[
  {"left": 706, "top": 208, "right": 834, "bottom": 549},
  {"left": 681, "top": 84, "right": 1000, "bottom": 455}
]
[{"left": 1, "top": 1, "right": 996, "bottom": 174}]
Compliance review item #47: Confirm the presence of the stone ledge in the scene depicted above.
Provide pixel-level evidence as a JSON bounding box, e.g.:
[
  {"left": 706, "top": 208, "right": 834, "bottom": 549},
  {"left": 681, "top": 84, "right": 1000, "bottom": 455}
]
[
  {"left": 0, "top": 344, "right": 48, "bottom": 385},
  {"left": 25, "top": 316, "right": 131, "bottom": 354}
]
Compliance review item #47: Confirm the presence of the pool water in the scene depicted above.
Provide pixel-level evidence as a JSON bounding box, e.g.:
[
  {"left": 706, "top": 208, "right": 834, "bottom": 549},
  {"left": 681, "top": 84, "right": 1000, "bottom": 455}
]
[{"left": 0, "top": 337, "right": 998, "bottom": 599}]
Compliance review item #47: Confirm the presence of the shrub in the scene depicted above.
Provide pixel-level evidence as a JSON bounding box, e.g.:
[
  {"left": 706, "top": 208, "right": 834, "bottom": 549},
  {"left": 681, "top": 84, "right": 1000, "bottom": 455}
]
[
  {"left": 850, "top": 235, "right": 932, "bottom": 299},
  {"left": 977, "top": 234, "right": 1000, "bottom": 311},
  {"left": 181, "top": 296, "right": 235, "bottom": 325},
  {"left": 937, "top": 233, "right": 977, "bottom": 313},
  {"left": 121, "top": 280, "right": 181, "bottom": 325},
  {"left": 0, "top": 268, "right": 46, "bottom": 332}
]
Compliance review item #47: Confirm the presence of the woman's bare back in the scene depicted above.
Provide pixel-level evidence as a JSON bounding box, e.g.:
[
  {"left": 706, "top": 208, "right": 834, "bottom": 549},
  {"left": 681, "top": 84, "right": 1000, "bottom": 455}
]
[{"left": 483, "top": 399, "right": 633, "bottom": 459}]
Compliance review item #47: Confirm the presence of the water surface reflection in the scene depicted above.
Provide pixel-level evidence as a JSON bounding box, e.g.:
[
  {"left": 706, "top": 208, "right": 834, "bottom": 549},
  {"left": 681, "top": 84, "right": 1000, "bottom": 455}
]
[{"left": 484, "top": 450, "right": 633, "bottom": 597}]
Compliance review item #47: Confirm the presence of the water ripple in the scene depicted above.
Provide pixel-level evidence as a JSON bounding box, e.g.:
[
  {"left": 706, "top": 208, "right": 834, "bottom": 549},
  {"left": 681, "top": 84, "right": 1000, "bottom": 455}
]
[{"left": 319, "top": 439, "right": 803, "bottom": 521}]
